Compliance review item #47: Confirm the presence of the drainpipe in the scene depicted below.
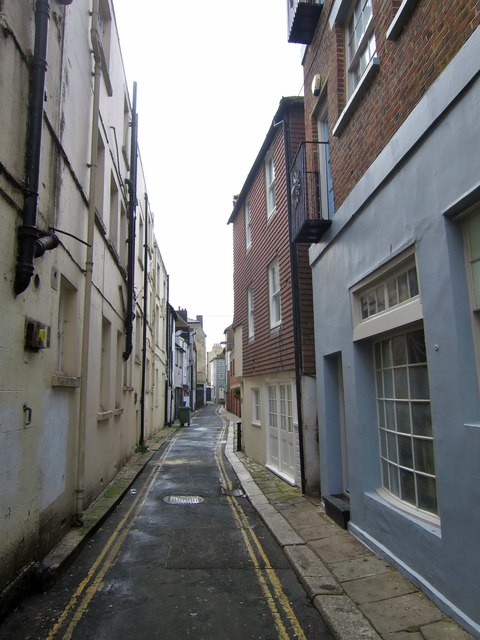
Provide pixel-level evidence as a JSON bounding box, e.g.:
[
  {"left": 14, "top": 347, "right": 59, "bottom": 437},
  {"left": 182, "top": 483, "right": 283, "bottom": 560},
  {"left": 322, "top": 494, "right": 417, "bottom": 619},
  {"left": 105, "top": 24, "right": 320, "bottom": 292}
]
[
  {"left": 14, "top": 0, "right": 59, "bottom": 295},
  {"left": 123, "top": 83, "right": 138, "bottom": 360},
  {"left": 139, "top": 195, "right": 148, "bottom": 447},
  {"left": 283, "top": 115, "right": 307, "bottom": 495},
  {"left": 76, "top": 0, "right": 101, "bottom": 524}
]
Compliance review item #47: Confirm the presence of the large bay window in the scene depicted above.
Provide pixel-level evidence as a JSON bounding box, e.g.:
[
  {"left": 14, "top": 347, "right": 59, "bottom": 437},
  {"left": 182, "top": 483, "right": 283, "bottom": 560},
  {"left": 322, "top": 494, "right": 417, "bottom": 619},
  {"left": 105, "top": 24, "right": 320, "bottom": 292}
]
[
  {"left": 375, "top": 329, "right": 437, "bottom": 517},
  {"left": 352, "top": 248, "right": 438, "bottom": 520}
]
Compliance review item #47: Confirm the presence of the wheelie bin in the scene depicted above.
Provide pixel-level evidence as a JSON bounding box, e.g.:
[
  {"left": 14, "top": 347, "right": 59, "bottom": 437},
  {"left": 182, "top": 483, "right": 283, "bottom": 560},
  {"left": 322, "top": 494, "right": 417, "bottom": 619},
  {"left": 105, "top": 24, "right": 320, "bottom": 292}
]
[{"left": 178, "top": 406, "right": 190, "bottom": 426}]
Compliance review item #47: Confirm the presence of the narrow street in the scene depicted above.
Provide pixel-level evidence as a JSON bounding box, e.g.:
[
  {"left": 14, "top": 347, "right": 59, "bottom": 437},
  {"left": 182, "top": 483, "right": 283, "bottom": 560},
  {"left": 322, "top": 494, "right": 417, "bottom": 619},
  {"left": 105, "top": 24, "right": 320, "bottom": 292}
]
[{"left": 0, "top": 404, "right": 332, "bottom": 640}]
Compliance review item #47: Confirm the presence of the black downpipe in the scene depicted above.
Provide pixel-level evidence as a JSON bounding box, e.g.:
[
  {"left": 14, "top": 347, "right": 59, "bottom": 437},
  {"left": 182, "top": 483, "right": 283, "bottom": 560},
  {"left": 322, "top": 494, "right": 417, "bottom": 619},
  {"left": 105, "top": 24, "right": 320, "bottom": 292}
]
[
  {"left": 123, "top": 82, "right": 138, "bottom": 360},
  {"left": 139, "top": 195, "right": 148, "bottom": 447},
  {"left": 283, "top": 115, "right": 307, "bottom": 495},
  {"left": 14, "top": 0, "right": 51, "bottom": 295}
]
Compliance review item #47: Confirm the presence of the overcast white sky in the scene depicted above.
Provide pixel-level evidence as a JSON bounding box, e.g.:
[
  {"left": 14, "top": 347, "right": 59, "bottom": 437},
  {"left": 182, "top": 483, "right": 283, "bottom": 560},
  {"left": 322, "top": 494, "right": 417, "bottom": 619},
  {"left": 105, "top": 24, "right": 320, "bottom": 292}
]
[{"left": 113, "top": 1, "right": 304, "bottom": 350}]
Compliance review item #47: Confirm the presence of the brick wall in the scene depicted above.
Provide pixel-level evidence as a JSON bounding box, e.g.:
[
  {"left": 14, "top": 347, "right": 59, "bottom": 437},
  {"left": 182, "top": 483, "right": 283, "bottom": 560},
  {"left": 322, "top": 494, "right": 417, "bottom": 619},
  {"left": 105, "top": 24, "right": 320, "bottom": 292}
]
[
  {"left": 302, "top": 0, "right": 480, "bottom": 210},
  {"left": 231, "top": 102, "right": 308, "bottom": 377}
]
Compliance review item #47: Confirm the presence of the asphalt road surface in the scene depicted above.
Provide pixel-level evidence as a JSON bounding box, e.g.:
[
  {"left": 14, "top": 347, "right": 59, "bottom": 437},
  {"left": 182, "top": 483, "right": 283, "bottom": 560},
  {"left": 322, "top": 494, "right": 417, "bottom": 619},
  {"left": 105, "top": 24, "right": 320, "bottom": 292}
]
[{"left": 0, "top": 404, "right": 333, "bottom": 640}]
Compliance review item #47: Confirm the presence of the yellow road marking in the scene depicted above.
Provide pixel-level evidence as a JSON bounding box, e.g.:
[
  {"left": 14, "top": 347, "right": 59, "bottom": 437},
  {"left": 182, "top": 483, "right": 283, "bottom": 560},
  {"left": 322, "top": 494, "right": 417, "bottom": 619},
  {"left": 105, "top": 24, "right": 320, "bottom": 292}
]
[
  {"left": 215, "top": 419, "right": 308, "bottom": 640},
  {"left": 46, "top": 435, "right": 178, "bottom": 640}
]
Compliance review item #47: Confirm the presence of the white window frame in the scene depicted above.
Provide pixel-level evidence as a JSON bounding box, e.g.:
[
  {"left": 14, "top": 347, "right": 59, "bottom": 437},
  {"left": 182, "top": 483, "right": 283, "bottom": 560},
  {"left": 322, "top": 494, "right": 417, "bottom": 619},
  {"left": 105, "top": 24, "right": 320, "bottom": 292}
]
[
  {"left": 247, "top": 286, "right": 255, "bottom": 339},
  {"left": 346, "top": 0, "right": 377, "bottom": 97},
  {"left": 245, "top": 201, "right": 252, "bottom": 249},
  {"left": 375, "top": 328, "right": 438, "bottom": 521},
  {"left": 463, "top": 208, "right": 480, "bottom": 380},
  {"left": 265, "top": 152, "right": 276, "bottom": 217},
  {"left": 268, "top": 259, "right": 281, "bottom": 329},
  {"left": 252, "top": 388, "right": 261, "bottom": 425},
  {"left": 351, "top": 248, "right": 422, "bottom": 341}
]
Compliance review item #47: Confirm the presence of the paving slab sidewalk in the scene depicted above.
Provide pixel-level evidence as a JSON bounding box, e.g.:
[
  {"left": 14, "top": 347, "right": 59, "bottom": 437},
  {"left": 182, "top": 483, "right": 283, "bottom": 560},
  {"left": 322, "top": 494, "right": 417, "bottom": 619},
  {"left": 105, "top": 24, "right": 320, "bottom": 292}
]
[{"left": 221, "top": 410, "right": 474, "bottom": 640}]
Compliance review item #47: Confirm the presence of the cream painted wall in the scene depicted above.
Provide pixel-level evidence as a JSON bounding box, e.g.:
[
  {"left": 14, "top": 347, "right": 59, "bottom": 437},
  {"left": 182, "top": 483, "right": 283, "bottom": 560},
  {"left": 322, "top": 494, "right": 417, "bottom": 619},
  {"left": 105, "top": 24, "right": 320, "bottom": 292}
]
[{"left": 0, "top": 0, "right": 168, "bottom": 593}]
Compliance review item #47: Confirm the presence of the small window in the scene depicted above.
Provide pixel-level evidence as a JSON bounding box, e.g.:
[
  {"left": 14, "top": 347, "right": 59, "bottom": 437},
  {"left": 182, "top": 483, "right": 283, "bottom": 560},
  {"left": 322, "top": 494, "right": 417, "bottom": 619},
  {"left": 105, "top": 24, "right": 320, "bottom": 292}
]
[
  {"left": 247, "top": 287, "right": 255, "bottom": 339},
  {"left": 245, "top": 202, "right": 252, "bottom": 249},
  {"left": 265, "top": 153, "right": 276, "bottom": 217},
  {"left": 252, "top": 388, "right": 261, "bottom": 424},
  {"left": 360, "top": 263, "right": 419, "bottom": 320},
  {"left": 346, "top": 0, "right": 377, "bottom": 96},
  {"left": 351, "top": 250, "right": 422, "bottom": 341},
  {"left": 268, "top": 259, "right": 281, "bottom": 328}
]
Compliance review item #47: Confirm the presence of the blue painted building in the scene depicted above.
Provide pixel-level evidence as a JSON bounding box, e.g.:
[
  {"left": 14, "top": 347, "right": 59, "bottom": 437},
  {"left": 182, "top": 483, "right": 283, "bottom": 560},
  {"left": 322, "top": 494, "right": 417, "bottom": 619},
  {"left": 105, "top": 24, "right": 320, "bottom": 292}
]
[{"left": 287, "top": 0, "right": 480, "bottom": 635}]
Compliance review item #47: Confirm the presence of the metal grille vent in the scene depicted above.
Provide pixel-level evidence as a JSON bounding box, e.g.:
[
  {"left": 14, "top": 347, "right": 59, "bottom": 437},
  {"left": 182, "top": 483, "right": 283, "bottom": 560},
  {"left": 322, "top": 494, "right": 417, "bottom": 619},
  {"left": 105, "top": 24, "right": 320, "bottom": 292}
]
[{"left": 163, "top": 495, "right": 204, "bottom": 505}]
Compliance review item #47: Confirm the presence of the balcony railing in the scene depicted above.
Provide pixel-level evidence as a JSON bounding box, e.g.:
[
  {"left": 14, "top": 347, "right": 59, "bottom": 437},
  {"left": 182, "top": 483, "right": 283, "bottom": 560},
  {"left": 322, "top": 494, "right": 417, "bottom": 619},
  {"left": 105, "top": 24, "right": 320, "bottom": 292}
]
[
  {"left": 287, "top": 0, "right": 324, "bottom": 44},
  {"left": 289, "top": 141, "right": 332, "bottom": 244}
]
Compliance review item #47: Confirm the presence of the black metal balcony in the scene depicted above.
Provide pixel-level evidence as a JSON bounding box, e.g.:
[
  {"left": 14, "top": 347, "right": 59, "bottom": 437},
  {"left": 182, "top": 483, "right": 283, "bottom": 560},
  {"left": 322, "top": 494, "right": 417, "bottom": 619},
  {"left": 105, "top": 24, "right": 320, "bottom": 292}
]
[
  {"left": 287, "top": 0, "right": 324, "bottom": 45},
  {"left": 289, "top": 141, "right": 332, "bottom": 244}
]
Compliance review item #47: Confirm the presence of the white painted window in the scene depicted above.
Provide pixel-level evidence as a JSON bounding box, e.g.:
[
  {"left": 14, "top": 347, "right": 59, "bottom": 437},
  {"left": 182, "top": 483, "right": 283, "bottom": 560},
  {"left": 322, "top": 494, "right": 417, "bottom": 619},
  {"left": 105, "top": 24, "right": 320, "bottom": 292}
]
[
  {"left": 247, "top": 287, "right": 255, "bottom": 339},
  {"left": 360, "top": 263, "right": 419, "bottom": 320},
  {"left": 265, "top": 153, "right": 276, "bottom": 217},
  {"left": 268, "top": 385, "right": 278, "bottom": 429},
  {"left": 351, "top": 249, "right": 422, "bottom": 341},
  {"left": 279, "top": 384, "right": 293, "bottom": 434},
  {"left": 100, "top": 316, "right": 111, "bottom": 412},
  {"left": 346, "top": 0, "right": 377, "bottom": 96},
  {"left": 375, "top": 329, "right": 438, "bottom": 518},
  {"left": 268, "top": 259, "right": 281, "bottom": 328},
  {"left": 245, "top": 201, "right": 252, "bottom": 249},
  {"left": 252, "top": 388, "right": 261, "bottom": 424}
]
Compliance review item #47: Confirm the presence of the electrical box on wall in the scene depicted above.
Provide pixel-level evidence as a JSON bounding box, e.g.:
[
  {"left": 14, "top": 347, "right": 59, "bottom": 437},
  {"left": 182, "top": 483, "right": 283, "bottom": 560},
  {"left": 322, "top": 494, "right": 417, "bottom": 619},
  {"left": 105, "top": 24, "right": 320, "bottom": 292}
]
[{"left": 25, "top": 319, "right": 51, "bottom": 350}]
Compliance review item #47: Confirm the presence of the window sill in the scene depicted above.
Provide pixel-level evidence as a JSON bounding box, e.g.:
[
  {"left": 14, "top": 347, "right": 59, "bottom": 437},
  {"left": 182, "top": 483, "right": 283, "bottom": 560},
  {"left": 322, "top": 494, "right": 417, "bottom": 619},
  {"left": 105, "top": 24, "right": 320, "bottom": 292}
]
[
  {"left": 97, "top": 410, "right": 113, "bottom": 422},
  {"left": 252, "top": 420, "right": 261, "bottom": 428},
  {"left": 52, "top": 374, "right": 80, "bottom": 389},
  {"left": 369, "top": 488, "right": 441, "bottom": 533},
  {"left": 386, "top": 0, "right": 417, "bottom": 41},
  {"left": 333, "top": 57, "right": 380, "bottom": 137}
]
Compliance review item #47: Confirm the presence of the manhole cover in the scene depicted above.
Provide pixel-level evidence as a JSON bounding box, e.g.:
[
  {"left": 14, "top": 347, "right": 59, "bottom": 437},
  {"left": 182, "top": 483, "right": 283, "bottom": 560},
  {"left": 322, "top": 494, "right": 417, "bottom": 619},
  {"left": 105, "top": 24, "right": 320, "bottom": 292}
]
[{"left": 163, "top": 495, "right": 204, "bottom": 505}]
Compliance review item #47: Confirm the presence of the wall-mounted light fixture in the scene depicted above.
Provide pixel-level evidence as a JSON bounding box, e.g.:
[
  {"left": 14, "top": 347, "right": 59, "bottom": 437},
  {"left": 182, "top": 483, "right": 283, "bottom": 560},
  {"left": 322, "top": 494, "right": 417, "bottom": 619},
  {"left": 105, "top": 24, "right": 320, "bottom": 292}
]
[{"left": 311, "top": 74, "right": 322, "bottom": 97}]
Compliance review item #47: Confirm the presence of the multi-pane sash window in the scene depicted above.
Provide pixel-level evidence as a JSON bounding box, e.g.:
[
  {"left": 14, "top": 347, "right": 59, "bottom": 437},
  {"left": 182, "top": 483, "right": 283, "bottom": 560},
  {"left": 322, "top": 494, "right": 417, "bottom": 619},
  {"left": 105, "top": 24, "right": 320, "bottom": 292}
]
[
  {"left": 247, "top": 287, "right": 254, "bottom": 339},
  {"left": 360, "top": 263, "right": 419, "bottom": 320},
  {"left": 346, "top": 0, "right": 377, "bottom": 96},
  {"left": 245, "top": 202, "right": 252, "bottom": 249},
  {"left": 268, "top": 386, "right": 277, "bottom": 429},
  {"left": 375, "top": 329, "right": 438, "bottom": 517},
  {"left": 252, "top": 388, "right": 261, "bottom": 424},
  {"left": 279, "top": 384, "right": 293, "bottom": 434},
  {"left": 268, "top": 259, "right": 281, "bottom": 328},
  {"left": 266, "top": 154, "right": 276, "bottom": 217}
]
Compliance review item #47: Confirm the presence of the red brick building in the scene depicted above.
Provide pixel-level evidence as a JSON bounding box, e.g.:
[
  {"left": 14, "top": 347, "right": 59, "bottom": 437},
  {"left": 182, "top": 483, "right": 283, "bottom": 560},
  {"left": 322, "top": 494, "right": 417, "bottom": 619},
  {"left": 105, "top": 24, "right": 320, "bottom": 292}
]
[{"left": 228, "top": 97, "right": 320, "bottom": 492}]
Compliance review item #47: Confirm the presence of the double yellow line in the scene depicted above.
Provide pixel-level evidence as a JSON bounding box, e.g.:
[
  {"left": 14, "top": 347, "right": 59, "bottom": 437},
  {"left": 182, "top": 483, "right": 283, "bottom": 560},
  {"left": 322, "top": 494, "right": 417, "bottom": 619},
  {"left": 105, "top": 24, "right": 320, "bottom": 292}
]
[
  {"left": 47, "top": 418, "right": 307, "bottom": 639},
  {"left": 46, "top": 435, "right": 179, "bottom": 640},
  {"left": 215, "top": 420, "right": 307, "bottom": 640}
]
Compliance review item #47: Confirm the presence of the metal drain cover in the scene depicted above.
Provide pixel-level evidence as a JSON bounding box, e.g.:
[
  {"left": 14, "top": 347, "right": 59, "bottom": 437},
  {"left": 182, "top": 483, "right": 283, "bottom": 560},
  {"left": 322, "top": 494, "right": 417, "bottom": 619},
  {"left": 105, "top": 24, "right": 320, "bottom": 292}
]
[
  {"left": 163, "top": 495, "right": 204, "bottom": 505},
  {"left": 220, "top": 486, "right": 245, "bottom": 497}
]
